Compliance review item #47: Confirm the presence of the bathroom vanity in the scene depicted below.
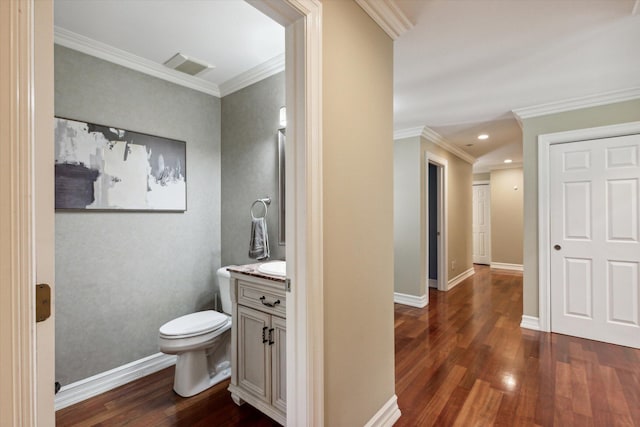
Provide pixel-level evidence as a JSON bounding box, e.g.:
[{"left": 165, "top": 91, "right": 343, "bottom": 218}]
[{"left": 227, "top": 264, "right": 286, "bottom": 426}]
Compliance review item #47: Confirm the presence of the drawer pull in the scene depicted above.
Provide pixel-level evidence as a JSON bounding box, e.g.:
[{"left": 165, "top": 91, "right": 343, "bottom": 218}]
[
  {"left": 262, "top": 326, "right": 269, "bottom": 343},
  {"left": 260, "top": 296, "right": 281, "bottom": 308},
  {"left": 268, "top": 328, "right": 275, "bottom": 345}
]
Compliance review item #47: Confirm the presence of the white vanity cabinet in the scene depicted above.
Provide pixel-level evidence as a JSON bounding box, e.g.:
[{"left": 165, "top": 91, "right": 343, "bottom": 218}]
[{"left": 228, "top": 271, "right": 286, "bottom": 426}]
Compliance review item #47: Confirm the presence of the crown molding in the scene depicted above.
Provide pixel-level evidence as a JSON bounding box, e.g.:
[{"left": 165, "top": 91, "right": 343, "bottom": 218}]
[
  {"left": 489, "top": 162, "right": 523, "bottom": 171},
  {"left": 219, "top": 53, "right": 285, "bottom": 97},
  {"left": 354, "top": 0, "right": 413, "bottom": 40},
  {"left": 393, "top": 126, "right": 423, "bottom": 140},
  {"left": 421, "top": 127, "right": 476, "bottom": 164},
  {"left": 54, "top": 26, "right": 221, "bottom": 97},
  {"left": 632, "top": 0, "right": 639, "bottom": 15},
  {"left": 512, "top": 86, "right": 640, "bottom": 122}
]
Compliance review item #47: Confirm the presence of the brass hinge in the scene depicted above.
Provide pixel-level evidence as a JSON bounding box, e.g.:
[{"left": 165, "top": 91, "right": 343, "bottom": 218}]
[{"left": 36, "top": 283, "right": 51, "bottom": 322}]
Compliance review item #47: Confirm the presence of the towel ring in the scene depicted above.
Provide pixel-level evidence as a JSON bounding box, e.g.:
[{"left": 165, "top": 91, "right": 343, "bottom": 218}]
[{"left": 250, "top": 198, "right": 271, "bottom": 220}]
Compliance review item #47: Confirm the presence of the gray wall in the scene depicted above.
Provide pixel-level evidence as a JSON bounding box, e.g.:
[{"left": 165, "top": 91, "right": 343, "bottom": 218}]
[
  {"left": 55, "top": 46, "right": 221, "bottom": 385},
  {"left": 221, "top": 72, "right": 285, "bottom": 266}
]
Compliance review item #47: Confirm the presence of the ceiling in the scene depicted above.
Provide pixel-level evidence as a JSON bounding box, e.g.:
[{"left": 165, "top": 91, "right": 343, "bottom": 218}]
[{"left": 54, "top": 0, "right": 640, "bottom": 172}]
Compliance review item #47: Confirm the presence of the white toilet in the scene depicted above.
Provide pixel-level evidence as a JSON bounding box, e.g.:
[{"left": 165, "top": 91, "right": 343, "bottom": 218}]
[{"left": 158, "top": 266, "right": 234, "bottom": 397}]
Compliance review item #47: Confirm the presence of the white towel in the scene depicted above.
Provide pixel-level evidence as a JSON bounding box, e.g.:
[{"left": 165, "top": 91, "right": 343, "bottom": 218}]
[{"left": 248, "top": 217, "right": 270, "bottom": 260}]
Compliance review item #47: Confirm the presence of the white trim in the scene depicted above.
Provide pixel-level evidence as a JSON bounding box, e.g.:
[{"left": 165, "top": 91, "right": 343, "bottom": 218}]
[
  {"left": 363, "top": 394, "right": 402, "bottom": 427},
  {"left": 490, "top": 262, "right": 523, "bottom": 272},
  {"left": 393, "top": 126, "right": 423, "bottom": 140},
  {"left": 488, "top": 162, "right": 523, "bottom": 171},
  {"left": 513, "top": 86, "right": 640, "bottom": 121},
  {"left": 537, "top": 121, "right": 640, "bottom": 333},
  {"left": 219, "top": 53, "right": 285, "bottom": 96},
  {"left": 54, "top": 353, "right": 177, "bottom": 411},
  {"left": 354, "top": 0, "right": 412, "bottom": 40},
  {"left": 1, "top": 0, "right": 37, "bottom": 425},
  {"left": 520, "top": 316, "right": 541, "bottom": 331},
  {"left": 422, "top": 127, "right": 476, "bottom": 164},
  {"left": 262, "top": 1, "right": 325, "bottom": 426},
  {"left": 394, "top": 292, "right": 428, "bottom": 308},
  {"left": 54, "top": 26, "right": 222, "bottom": 97},
  {"left": 426, "top": 152, "right": 448, "bottom": 292},
  {"left": 473, "top": 180, "right": 490, "bottom": 185},
  {"left": 447, "top": 268, "right": 475, "bottom": 290}
]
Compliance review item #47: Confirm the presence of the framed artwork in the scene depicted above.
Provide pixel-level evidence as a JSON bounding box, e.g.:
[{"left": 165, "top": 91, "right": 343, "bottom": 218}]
[{"left": 54, "top": 117, "right": 187, "bottom": 211}]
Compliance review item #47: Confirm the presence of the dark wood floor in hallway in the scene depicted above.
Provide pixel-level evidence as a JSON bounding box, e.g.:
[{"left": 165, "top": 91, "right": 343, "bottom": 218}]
[
  {"left": 394, "top": 265, "right": 640, "bottom": 426},
  {"left": 56, "top": 265, "right": 640, "bottom": 426}
]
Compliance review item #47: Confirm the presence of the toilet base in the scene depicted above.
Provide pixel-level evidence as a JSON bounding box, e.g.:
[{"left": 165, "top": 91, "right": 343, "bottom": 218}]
[{"left": 173, "top": 349, "right": 232, "bottom": 397}]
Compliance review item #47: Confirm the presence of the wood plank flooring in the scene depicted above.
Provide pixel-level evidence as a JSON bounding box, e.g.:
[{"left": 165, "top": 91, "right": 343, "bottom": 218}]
[{"left": 56, "top": 265, "right": 640, "bottom": 426}]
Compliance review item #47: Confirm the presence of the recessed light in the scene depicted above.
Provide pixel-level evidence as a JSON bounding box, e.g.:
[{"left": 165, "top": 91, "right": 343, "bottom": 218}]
[
  {"left": 504, "top": 159, "right": 513, "bottom": 164},
  {"left": 477, "top": 134, "right": 489, "bottom": 140}
]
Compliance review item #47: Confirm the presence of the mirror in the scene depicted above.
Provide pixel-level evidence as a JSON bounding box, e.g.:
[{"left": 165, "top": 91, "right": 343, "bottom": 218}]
[{"left": 278, "top": 128, "right": 285, "bottom": 245}]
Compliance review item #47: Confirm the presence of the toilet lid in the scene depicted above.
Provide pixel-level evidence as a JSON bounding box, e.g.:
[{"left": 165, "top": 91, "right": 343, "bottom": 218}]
[{"left": 159, "top": 310, "right": 228, "bottom": 337}]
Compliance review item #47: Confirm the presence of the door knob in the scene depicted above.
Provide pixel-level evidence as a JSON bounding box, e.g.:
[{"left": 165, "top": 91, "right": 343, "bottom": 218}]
[{"left": 554, "top": 244, "right": 561, "bottom": 251}]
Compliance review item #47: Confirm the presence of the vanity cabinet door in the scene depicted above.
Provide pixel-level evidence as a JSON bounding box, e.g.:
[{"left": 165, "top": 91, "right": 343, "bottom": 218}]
[
  {"left": 237, "top": 305, "right": 271, "bottom": 404},
  {"left": 271, "top": 315, "right": 286, "bottom": 414}
]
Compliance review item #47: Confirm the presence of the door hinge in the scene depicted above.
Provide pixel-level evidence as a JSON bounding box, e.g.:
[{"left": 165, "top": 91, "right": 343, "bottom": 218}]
[
  {"left": 36, "top": 283, "right": 51, "bottom": 322},
  {"left": 285, "top": 278, "right": 291, "bottom": 292}
]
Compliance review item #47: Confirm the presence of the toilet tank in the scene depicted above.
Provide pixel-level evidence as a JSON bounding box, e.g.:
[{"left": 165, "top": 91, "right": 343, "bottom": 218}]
[{"left": 217, "top": 266, "right": 234, "bottom": 315}]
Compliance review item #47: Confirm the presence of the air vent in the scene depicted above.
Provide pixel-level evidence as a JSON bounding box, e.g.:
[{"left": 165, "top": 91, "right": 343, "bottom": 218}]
[{"left": 163, "top": 53, "right": 214, "bottom": 76}]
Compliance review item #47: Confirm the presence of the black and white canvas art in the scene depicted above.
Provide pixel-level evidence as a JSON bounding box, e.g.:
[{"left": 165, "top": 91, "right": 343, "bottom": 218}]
[{"left": 54, "top": 117, "right": 187, "bottom": 211}]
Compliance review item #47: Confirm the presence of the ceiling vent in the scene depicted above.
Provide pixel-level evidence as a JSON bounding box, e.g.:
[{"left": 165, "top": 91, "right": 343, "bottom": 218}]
[{"left": 163, "top": 53, "right": 214, "bottom": 77}]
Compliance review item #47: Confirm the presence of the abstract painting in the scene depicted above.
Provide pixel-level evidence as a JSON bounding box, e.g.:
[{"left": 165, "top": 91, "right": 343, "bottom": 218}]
[{"left": 54, "top": 117, "right": 187, "bottom": 211}]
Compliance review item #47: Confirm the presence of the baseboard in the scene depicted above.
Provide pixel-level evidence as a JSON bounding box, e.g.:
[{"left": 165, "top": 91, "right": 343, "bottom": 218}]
[
  {"left": 447, "top": 268, "right": 475, "bottom": 290},
  {"left": 520, "top": 315, "right": 541, "bottom": 331},
  {"left": 490, "top": 262, "right": 524, "bottom": 272},
  {"left": 364, "top": 394, "right": 402, "bottom": 427},
  {"left": 394, "top": 292, "right": 428, "bottom": 308},
  {"left": 55, "top": 352, "right": 177, "bottom": 411}
]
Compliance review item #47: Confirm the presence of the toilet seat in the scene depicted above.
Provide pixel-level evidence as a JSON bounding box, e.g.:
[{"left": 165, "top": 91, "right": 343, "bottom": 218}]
[{"left": 159, "top": 310, "right": 228, "bottom": 339}]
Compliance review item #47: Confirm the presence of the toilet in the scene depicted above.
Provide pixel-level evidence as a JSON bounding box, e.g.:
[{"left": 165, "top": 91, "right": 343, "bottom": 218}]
[{"left": 158, "top": 266, "right": 234, "bottom": 397}]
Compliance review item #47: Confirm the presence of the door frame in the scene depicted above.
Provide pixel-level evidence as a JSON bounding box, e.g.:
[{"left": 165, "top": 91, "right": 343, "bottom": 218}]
[
  {"left": 2, "top": 0, "right": 325, "bottom": 425},
  {"left": 426, "top": 152, "right": 448, "bottom": 291},
  {"left": 538, "top": 120, "right": 640, "bottom": 333}
]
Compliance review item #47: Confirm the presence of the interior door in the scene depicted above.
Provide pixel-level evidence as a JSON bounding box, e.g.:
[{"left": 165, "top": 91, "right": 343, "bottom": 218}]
[
  {"left": 550, "top": 134, "right": 640, "bottom": 348},
  {"left": 472, "top": 184, "right": 491, "bottom": 265}
]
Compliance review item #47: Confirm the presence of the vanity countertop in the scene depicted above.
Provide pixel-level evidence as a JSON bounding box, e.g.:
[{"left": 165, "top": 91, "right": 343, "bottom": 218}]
[{"left": 227, "top": 263, "right": 286, "bottom": 283}]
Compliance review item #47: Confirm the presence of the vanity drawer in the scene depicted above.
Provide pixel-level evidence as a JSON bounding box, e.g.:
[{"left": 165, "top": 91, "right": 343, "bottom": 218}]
[{"left": 237, "top": 280, "right": 286, "bottom": 317}]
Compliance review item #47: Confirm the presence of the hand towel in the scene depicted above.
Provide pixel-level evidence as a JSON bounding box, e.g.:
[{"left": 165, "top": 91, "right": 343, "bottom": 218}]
[{"left": 248, "top": 217, "right": 270, "bottom": 260}]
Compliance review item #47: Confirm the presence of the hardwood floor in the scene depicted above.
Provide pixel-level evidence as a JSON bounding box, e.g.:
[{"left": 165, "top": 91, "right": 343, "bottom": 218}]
[
  {"left": 394, "top": 265, "right": 640, "bottom": 427},
  {"left": 56, "top": 265, "right": 640, "bottom": 426}
]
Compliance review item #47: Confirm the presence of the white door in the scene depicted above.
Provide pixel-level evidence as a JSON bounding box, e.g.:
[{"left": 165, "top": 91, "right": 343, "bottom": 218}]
[
  {"left": 472, "top": 185, "right": 491, "bottom": 265},
  {"left": 550, "top": 134, "right": 640, "bottom": 348}
]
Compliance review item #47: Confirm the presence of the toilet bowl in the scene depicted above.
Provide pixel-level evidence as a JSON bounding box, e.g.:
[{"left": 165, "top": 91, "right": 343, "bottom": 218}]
[{"left": 158, "top": 266, "right": 234, "bottom": 397}]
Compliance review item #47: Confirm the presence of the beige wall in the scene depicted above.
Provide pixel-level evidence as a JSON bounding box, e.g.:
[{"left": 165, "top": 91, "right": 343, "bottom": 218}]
[
  {"left": 393, "top": 137, "right": 424, "bottom": 296},
  {"left": 421, "top": 138, "right": 474, "bottom": 281},
  {"left": 322, "top": 1, "right": 396, "bottom": 425},
  {"left": 490, "top": 168, "right": 523, "bottom": 265},
  {"left": 473, "top": 172, "right": 490, "bottom": 182},
  {"left": 522, "top": 99, "right": 640, "bottom": 316},
  {"left": 392, "top": 135, "right": 474, "bottom": 297}
]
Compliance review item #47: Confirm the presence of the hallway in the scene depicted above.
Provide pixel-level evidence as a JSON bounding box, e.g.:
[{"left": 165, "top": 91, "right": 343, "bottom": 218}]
[{"left": 394, "top": 265, "right": 640, "bottom": 426}]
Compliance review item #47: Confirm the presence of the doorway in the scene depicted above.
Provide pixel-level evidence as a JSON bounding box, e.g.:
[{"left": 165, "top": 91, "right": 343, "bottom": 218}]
[
  {"left": 426, "top": 152, "right": 447, "bottom": 291},
  {"left": 3, "top": 1, "right": 323, "bottom": 426},
  {"left": 472, "top": 183, "right": 491, "bottom": 265},
  {"left": 539, "top": 122, "right": 640, "bottom": 349}
]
